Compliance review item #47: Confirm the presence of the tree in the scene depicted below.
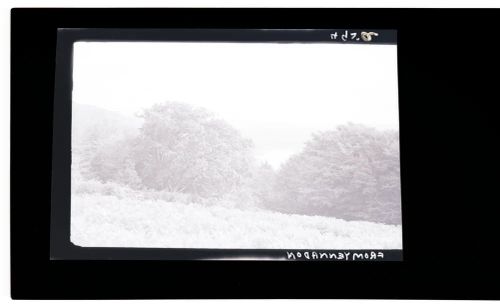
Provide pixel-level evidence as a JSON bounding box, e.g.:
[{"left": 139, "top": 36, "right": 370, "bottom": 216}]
[
  {"left": 89, "top": 137, "right": 142, "bottom": 188},
  {"left": 274, "top": 123, "right": 401, "bottom": 224},
  {"left": 72, "top": 104, "right": 141, "bottom": 185},
  {"left": 132, "top": 102, "right": 254, "bottom": 198}
]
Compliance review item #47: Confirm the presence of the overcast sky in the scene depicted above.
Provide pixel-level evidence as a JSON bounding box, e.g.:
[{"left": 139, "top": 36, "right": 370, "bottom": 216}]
[{"left": 73, "top": 42, "right": 399, "bottom": 168}]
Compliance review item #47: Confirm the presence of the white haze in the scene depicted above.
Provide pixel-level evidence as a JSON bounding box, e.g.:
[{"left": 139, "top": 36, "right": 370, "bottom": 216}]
[{"left": 73, "top": 42, "right": 399, "bottom": 168}]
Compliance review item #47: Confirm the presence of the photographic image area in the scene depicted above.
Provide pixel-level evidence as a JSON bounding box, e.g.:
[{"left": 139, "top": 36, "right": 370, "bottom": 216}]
[{"left": 70, "top": 41, "right": 402, "bottom": 251}]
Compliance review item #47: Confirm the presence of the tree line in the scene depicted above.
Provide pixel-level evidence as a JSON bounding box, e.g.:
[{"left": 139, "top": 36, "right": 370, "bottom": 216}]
[{"left": 74, "top": 102, "right": 401, "bottom": 225}]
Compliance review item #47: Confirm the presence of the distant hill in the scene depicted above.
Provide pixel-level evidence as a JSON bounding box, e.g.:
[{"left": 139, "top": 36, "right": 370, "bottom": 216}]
[{"left": 72, "top": 104, "right": 143, "bottom": 148}]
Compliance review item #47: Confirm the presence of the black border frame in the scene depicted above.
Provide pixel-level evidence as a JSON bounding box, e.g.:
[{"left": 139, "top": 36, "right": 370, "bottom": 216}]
[
  {"left": 50, "top": 28, "right": 402, "bottom": 261},
  {"left": 11, "top": 8, "right": 499, "bottom": 299}
]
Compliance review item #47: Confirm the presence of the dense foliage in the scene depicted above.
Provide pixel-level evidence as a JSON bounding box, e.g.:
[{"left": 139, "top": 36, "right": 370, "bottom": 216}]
[
  {"left": 131, "top": 103, "right": 254, "bottom": 197},
  {"left": 73, "top": 103, "right": 401, "bottom": 225},
  {"left": 272, "top": 123, "right": 401, "bottom": 224}
]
